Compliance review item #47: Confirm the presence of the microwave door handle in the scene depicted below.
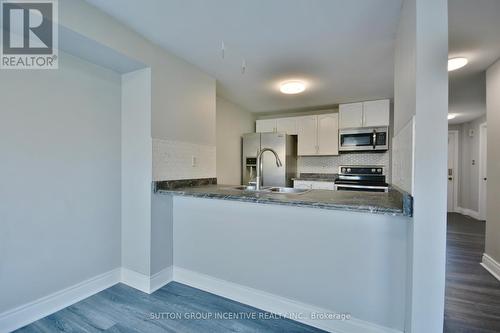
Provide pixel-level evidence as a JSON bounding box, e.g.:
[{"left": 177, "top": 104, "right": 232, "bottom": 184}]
[{"left": 372, "top": 130, "right": 377, "bottom": 149}]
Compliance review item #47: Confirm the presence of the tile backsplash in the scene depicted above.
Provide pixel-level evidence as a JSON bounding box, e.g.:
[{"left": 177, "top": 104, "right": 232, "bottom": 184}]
[
  {"left": 298, "top": 152, "right": 391, "bottom": 178},
  {"left": 153, "top": 138, "right": 216, "bottom": 181}
]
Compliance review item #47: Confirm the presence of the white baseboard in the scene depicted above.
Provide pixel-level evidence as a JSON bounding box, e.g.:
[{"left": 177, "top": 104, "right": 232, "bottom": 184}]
[
  {"left": 173, "top": 266, "right": 402, "bottom": 333},
  {"left": 150, "top": 266, "right": 174, "bottom": 293},
  {"left": 456, "top": 207, "right": 481, "bottom": 220},
  {"left": 1, "top": 265, "right": 397, "bottom": 333},
  {"left": 0, "top": 268, "right": 121, "bottom": 333},
  {"left": 481, "top": 254, "right": 500, "bottom": 282},
  {"left": 121, "top": 266, "right": 173, "bottom": 294},
  {"left": 121, "top": 268, "right": 151, "bottom": 293}
]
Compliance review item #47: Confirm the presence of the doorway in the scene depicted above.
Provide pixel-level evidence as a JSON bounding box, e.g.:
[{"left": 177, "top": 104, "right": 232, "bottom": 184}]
[
  {"left": 448, "top": 131, "right": 459, "bottom": 212},
  {"left": 479, "top": 123, "right": 487, "bottom": 220}
]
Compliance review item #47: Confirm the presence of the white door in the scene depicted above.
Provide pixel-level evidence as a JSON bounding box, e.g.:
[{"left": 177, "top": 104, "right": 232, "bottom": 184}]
[
  {"left": 297, "top": 116, "right": 318, "bottom": 155},
  {"left": 276, "top": 117, "right": 297, "bottom": 135},
  {"left": 447, "top": 131, "right": 457, "bottom": 212},
  {"left": 363, "top": 100, "right": 390, "bottom": 127},
  {"left": 339, "top": 103, "right": 363, "bottom": 129},
  {"left": 256, "top": 119, "right": 276, "bottom": 133},
  {"left": 317, "top": 114, "right": 339, "bottom": 155},
  {"left": 479, "top": 124, "right": 487, "bottom": 220}
]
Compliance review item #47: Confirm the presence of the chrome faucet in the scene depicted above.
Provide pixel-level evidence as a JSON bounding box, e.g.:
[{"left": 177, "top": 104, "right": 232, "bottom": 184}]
[{"left": 255, "top": 148, "right": 282, "bottom": 191}]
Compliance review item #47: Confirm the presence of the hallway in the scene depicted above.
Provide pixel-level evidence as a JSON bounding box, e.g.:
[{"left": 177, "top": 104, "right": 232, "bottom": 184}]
[{"left": 444, "top": 213, "right": 500, "bottom": 332}]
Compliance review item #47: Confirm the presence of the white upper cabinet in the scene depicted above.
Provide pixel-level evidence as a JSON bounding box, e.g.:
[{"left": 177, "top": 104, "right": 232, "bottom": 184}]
[
  {"left": 297, "top": 113, "right": 339, "bottom": 156},
  {"left": 317, "top": 114, "right": 339, "bottom": 155},
  {"left": 276, "top": 117, "right": 298, "bottom": 135},
  {"left": 256, "top": 117, "right": 297, "bottom": 134},
  {"left": 296, "top": 116, "right": 317, "bottom": 155},
  {"left": 363, "top": 100, "right": 390, "bottom": 127},
  {"left": 339, "top": 99, "right": 390, "bottom": 129},
  {"left": 339, "top": 103, "right": 363, "bottom": 128},
  {"left": 257, "top": 113, "right": 339, "bottom": 156},
  {"left": 256, "top": 119, "right": 276, "bottom": 133}
]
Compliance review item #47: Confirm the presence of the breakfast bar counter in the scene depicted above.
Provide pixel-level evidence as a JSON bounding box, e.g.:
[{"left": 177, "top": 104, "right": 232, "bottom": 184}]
[{"left": 155, "top": 182, "right": 413, "bottom": 217}]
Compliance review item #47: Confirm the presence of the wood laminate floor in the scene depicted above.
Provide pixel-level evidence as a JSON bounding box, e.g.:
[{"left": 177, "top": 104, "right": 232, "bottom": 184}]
[
  {"left": 444, "top": 213, "right": 500, "bottom": 333},
  {"left": 14, "top": 282, "right": 326, "bottom": 333}
]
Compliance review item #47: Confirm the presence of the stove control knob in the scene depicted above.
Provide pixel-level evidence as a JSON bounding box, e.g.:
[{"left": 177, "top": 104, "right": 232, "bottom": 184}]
[
  {"left": 341, "top": 168, "right": 346, "bottom": 173},
  {"left": 371, "top": 168, "right": 376, "bottom": 172},
  {"left": 377, "top": 168, "right": 382, "bottom": 173},
  {"left": 347, "top": 168, "right": 351, "bottom": 173}
]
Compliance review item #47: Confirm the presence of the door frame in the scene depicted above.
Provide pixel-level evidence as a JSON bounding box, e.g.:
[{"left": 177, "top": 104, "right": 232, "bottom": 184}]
[
  {"left": 448, "top": 130, "right": 459, "bottom": 212},
  {"left": 478, "top": 122, "right": 487, "bottom": 220}
]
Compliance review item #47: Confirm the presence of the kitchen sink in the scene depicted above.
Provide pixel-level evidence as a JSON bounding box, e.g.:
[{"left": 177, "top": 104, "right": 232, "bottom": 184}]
[
  {"left": 233, "top": 185, "right": 270, "bottom": 192},
  {"left": 268, "top": 187, "right": 310, "bottom": 194},
  {"left": 233, "top": 185, "right": 309, "bottom": 194}
]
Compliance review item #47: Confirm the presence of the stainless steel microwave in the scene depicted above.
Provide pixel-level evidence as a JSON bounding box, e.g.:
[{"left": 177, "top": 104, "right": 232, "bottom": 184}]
[{"left": 339, "top": 127, "right": 389, "bottom": 152}]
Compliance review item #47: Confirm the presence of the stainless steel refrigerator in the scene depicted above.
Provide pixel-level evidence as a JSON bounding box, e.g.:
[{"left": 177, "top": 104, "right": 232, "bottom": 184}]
[{"left": 242, "top": 133, "right": 297, "bottom": 187}]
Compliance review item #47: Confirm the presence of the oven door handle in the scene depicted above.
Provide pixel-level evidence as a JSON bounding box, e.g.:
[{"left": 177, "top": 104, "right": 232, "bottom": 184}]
[
  {"left": 335, "top": 184, "right": 389, "bottom": 192},
  {"left": 372, "top": 130, "right": 377, "bottom": 150}
]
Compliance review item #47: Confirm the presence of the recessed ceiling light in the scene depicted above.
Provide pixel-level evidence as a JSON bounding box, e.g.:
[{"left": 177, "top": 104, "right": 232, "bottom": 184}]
[
  {"left": 448, "top": 58, "right": 468, "bottom": 72},
  {"left": 448, "top": 114, "right": 456, "bottom": 120},
  {"left": 280, "top": 81, "right": 306, "bottom": 94}
]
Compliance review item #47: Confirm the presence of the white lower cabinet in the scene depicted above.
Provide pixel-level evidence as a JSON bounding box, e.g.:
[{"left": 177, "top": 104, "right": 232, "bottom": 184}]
[{"left": 293, "top": 180, "right": 335, "bottom": 190}]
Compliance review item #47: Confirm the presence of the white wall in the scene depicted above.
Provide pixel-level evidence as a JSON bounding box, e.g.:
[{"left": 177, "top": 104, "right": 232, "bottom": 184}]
[
  {"left": 449, "top": 72, "right": 487, "bottom": 123},
  {"left": 173, "top": 196, "right": 409, "bottom": 332},
  {"left": 121, "top": 68, "right": 152, "bottom": 276},
  {"left": 1, "top": 0, "right": 218, "bottom": 318},
  {"left": 216, "top": 96, "right": 255, "bottom": 185},
  {"left": 59, "top": 0, "right": 217, "bottom": 281},
  {"left": 60, "top": 0, "right": 217, "bottom": 181},
  {"left": 150, "top": 193, "right": 173, "bottom": 275},
  {"left": 485, "top": 59, "right": 500, "bottom": 263},
  {"left": 394, "top": 0, "right": 449, "bottom": 332},
  {"left": 393, "top": 0, "right": 416, "bottom": 135},
  {"left": 0, "top": 52, "right": 122, "bottom": 313}
]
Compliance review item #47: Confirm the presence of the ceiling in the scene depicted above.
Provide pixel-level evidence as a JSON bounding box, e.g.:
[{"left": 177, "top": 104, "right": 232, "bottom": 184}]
[
  {"left": 448, "top": 0, "right": 500, "bottom": 124},
  {"left": 84, "top": 0, "right": 402, "bottom": 112}
]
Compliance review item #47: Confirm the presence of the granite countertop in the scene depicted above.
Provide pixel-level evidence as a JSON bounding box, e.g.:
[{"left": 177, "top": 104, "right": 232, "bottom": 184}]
[
  {"left": 292, "top": 173, "right": 339, "bottom": 182},
  {"left": 155, "top": 182, "right": 412, "bottom": 217}
]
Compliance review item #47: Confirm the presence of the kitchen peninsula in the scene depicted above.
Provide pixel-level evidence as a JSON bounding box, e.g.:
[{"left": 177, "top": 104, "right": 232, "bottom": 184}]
[
  {"left": 156, "top": 181, "right": 413, "bottom": 216},
  {"left": 155, "top": 179, "right": 412, "bottom": 332}
]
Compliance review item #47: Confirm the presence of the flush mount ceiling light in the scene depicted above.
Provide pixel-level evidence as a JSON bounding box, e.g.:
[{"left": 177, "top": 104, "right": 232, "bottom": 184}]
[
  {"left": 280, "top": 81, "right": 306, "bottom": 94},
  {"left": 448, "top": 58, "right": 468, "bottom": 72},
  {"left": 448, "top": 114, "right": 456, "bottom": 120}
]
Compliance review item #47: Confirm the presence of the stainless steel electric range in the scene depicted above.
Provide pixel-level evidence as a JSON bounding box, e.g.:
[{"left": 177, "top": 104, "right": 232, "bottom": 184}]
[{"left": 334, "top": 166, "right": 389, "bottom": 192}]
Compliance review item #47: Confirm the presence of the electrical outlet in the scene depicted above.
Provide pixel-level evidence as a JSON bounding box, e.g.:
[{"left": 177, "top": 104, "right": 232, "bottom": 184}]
[{"left": 191, "top": 156, "right": 197, "bottom": 167}]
